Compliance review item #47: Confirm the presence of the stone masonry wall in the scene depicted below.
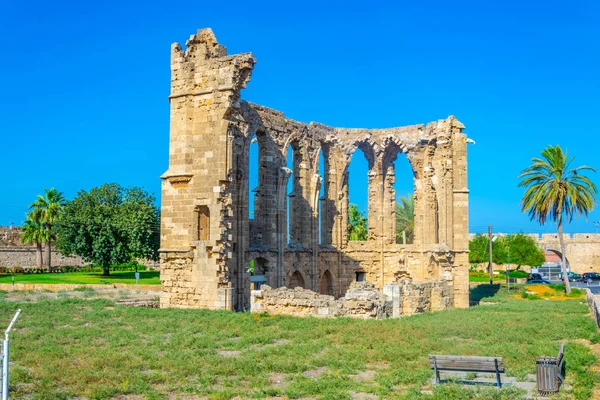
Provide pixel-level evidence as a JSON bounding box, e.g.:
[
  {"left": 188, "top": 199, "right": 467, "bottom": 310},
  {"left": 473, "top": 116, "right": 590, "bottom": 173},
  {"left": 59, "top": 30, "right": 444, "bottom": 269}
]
[
  {"left": 0, "top": 246, "right": 84, "bottom": 268},
  {"left": 469, "top": 233, "right": 600, "bottom": 273},
  {"left": 160, "top": 28, "right": 471, "bottom": 312},
  {"left": 251, "top": 280, "right": 453, "bottom": 319}
]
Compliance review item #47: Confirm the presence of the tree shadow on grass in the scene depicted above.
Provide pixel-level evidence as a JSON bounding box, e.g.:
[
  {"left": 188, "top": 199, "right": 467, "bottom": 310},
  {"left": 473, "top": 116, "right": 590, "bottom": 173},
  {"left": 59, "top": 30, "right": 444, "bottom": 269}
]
[
  {"left": 470, "top": 284, "right": 501, "bottom": 306},
  {"left": 88, "top": 271, "right": 160, "bottom": 280}
]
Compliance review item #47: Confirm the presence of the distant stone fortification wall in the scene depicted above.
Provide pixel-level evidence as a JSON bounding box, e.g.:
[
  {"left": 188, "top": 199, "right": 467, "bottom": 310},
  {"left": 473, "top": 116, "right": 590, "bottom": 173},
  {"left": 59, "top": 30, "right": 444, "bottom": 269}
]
[
  {"left": 0, "top": 246, "right": 84, "bottom": 267},
  {"left": 0, "top": 226, "right": 23, "bottom": 246},
  {"left": 469, "top": 233, "right": 600, "bottom": 273},
  {"left": 0, "top": 246, "right": 158, "bottom": 269},
  {"left": 250, "top": 280, "right": 453, "bottom": 319}
]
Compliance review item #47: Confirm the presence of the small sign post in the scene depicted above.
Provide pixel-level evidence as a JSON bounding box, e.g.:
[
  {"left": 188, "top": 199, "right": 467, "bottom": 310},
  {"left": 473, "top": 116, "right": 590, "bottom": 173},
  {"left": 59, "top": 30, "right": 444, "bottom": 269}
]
[
  {"left": 2, "top": 309, "right": 21, "bottom": 400},
  {"left": 135, "top": 272, "right": 140, "bottom": 290}
]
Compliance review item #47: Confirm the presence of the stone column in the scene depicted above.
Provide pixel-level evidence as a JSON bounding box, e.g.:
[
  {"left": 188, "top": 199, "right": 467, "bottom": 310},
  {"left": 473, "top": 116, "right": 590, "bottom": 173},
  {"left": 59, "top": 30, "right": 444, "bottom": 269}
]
[
  {"left": 327, "top": 147, "right": 349, "bottom": 249},
  {"left": 276, "top": 167, "right": 292, "bottom": 287},
  {"left": 451, "top": 118, "right": 469, "bottom": 308},
  {"left": 310, "top": 173, "right": 323, "bottom": 291}
]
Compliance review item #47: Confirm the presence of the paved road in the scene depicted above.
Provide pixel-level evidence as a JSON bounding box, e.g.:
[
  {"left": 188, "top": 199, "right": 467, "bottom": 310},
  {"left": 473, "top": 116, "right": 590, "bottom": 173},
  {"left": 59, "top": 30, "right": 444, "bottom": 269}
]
[
  {"left": 571, "top": 281, "right": 600, "bottom": 294},
  {"left": 550, "top": 280, "right": 600, "bottom": 294}
]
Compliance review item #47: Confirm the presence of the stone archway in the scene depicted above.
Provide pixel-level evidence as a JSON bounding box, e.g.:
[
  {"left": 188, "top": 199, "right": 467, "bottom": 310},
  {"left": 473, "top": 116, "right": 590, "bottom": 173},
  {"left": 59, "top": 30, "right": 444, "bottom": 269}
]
[
  {"left": 319, "top": 270, "right": 333, "bottom": 295},
  {"left": 289, "top": 271, "right": 306, "bottom": 289},
  {"left": 544, "top": 249, "right": 570, "bottom": 268}
]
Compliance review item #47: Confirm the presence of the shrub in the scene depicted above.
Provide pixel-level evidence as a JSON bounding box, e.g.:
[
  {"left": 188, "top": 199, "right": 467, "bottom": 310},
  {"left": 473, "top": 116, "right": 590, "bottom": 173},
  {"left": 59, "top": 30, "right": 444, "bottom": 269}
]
[
  {"left": 508, "top": 270, "right": 529, "bottom": 278},
  {"left": 521, "top": 291, "right": 542, "bottom": 300}
]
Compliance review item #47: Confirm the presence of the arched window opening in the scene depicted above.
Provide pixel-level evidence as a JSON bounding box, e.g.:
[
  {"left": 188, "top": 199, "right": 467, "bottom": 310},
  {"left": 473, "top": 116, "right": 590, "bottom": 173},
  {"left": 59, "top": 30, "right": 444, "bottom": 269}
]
[
  {"left": 289, "top": 270, "right": 305, "bottom": 289},
  {"left": 196, "top": 206, "right": 210, "bottom": 241},
  {"left": 249, "top": 257, "right": 269, "bottom": 289},
  {"left": 248, "top": 134, "right": 259, "bottom": 220},
  {"left": 253, "top": 257, "right": 269, "bottom": 275},
  {"left": 393, "top": 152, "right": 414, "bottom": 244},
  {"left": 319, "top": 270, "right": 333, "bottom": 295},
  {"left": 286, "top": 144, "right": 294, "bottom": 245},
  {"left": 318, "top": 150, "right": 326, "bottom": 245},
  {"left": 348, "top": 147, "right": 369, "bottom": 241}
]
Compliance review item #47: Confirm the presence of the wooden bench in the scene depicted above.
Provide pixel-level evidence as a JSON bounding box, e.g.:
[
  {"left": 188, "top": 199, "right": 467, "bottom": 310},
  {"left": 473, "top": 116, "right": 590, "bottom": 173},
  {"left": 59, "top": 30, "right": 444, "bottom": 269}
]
[{"left": 428, "top": 355, "right": 505, "bottom": 389}]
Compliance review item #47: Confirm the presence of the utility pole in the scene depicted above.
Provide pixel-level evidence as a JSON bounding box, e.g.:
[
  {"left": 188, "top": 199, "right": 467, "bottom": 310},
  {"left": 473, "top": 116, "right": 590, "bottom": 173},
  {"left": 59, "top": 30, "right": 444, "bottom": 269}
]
[
  {"left": 507, "top": 246, "right": 511, "bottom": 292},
  {"left": 488, "top": 225, "right": 493, "bottom": 285}
]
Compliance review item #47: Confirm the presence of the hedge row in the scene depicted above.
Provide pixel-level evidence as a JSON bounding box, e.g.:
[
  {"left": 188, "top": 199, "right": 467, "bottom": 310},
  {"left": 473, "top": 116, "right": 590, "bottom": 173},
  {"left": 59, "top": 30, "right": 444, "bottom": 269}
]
[
  {"left": 470, "top": 270, "right": 530, "bottom": 278},
  {"left": 0, "top": 262, "right": 149, "bottom": 275}
]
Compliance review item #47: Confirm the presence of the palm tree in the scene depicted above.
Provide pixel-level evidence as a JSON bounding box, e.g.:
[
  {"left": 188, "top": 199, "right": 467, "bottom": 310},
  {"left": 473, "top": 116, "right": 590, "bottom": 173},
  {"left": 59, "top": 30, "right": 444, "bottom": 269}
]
[
  {"left": 20, "top": 214, "right": 47, "bottom": 268},
  {"left": 29, "top": 188, "right": 66, "bottom": 269},
  {"left": 518, "top": 145, "right": 597, "bottom": 293},
  {"left": 348, "top": 204, "right": 368, "bottom": 241},
  {"left": 396, "top": 194, "right": 414, "bottom": 244}
]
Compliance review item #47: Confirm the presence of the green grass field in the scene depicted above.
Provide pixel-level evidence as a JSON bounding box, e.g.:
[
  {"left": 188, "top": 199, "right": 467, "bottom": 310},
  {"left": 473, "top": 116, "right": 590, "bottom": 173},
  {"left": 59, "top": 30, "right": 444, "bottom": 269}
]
[
  {"left": 469, "top": 274, "right": 505, "bottom": 282},
  {"left": 0, "top": 284, "right": 597, "bottom": 399},
  {"left": 0, "top": 271, "right": 160, "bottom": 285}
]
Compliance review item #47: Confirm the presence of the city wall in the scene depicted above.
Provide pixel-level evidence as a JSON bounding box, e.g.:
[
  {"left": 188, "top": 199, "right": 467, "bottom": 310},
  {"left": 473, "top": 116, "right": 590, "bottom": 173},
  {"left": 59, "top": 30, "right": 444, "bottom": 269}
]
[
  {"left": 469, "top": 233, "right": 600, "bottom": 273},
  {"left": 0, "top": 246, "right": 84, "bottom": 268}
]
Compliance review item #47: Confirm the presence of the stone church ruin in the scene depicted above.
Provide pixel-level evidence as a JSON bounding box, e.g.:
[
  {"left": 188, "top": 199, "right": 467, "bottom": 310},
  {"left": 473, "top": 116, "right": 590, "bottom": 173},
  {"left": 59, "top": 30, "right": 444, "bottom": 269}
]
[{"left": 159, "top": 28, "right": 470, "bottom": 314}]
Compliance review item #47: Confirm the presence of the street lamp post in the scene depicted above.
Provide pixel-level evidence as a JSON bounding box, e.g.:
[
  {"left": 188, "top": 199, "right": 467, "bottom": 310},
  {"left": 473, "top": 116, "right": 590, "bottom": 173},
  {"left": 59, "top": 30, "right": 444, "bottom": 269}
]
[{"left": 488, "top": 226, "right": 498, "bottom": 285}]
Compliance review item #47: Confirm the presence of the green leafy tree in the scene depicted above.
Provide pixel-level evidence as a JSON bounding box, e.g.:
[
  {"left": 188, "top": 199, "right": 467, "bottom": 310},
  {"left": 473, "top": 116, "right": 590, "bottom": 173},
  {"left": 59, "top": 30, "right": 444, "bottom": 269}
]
[
  {"left": 55, "top": 183, "right": 160, "bottom": 276},
  {"left": 395, "top": 194, "right": 414, "bottom": 244},
  {"left": 348, "top": 204, "right": 368, "bottom": 241},
  {"left": 518, "top": 145, "right": 597, "bottom": 293},
  {"left": 20, "top": 214, "right": 48, "bottom": 268},
  {"left": 29, "top": 188, "right": 66, "bottom": 268},
  {"left": 470, "top": 234, "right": 545, "bottom": 273},
  {"left": 468, "top": 234, "right": 508, "bottom": 265},
  {"left": 505, "top": 234, "right": 545, "bottom": 269}
]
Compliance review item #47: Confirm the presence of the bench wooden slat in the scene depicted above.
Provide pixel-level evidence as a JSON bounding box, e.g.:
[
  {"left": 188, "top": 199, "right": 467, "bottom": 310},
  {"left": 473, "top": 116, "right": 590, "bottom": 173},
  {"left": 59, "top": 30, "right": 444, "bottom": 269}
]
[
  {"left": 429, "top": 354, "right": 505, "bottom": 389},
  {"left": 428, "top": 355, "right": 504, "bottom": 372}
]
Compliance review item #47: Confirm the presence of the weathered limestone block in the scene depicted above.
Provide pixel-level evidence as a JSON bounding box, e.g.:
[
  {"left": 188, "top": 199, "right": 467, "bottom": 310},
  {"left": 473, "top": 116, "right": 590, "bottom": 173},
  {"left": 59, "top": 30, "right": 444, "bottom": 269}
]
[{"left": 250, "top": 281, "right": 452, "bottom": 319}]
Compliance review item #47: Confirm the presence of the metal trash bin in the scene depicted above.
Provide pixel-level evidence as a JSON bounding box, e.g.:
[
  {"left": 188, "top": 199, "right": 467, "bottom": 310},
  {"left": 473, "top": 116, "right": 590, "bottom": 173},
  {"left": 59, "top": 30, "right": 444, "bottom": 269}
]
[{"left": 536, "top": 356, "right": 560, "bottom": 395}]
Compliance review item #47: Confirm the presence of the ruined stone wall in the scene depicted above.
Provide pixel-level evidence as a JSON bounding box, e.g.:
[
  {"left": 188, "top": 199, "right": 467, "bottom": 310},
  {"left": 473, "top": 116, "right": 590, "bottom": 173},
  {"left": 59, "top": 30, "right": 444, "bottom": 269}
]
[
  {"left": 250, "top": 281, "right": 453, "bottom": 319},
  {"left": 160, "top": 28, "right": 471, "bottom": 311},
  {"left": 400, "top": 280, "right": 455, "bottom": 315}
]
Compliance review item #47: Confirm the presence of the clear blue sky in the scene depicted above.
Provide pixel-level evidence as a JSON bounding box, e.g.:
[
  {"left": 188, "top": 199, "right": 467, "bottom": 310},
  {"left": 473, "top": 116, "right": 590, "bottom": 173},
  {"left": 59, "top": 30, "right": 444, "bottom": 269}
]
[{"left": 1, "top": 0, "right": 599, "bottom": 235}]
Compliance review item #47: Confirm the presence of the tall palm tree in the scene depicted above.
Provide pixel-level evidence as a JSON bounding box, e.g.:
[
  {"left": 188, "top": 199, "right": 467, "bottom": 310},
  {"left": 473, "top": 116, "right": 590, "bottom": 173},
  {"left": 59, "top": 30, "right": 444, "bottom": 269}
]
[
  {"left": 348, "top": 204, "right": 368, "bottom": 241},
  {"left": 20, "top": 214, "right": 47, "bottom": 268},
  {"left": 29, "top": 188, "right": 66, "bottom": 269},
  {"left": 396, "top": 194, "right": 414, "bottom": 244},
  {"left": 518, "top": 145, "right": 597, "bottom": 293}
]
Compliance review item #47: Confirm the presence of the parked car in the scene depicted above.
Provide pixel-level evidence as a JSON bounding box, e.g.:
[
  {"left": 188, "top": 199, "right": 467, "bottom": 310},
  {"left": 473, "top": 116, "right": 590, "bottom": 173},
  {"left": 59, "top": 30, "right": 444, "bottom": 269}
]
[
  {"left": 581, "top": 272, "right": 600, "bottom": 283},
  {"left": 525, "top": 279, "right": 552, "bottom": 285},
  {"left": 568, "top": 272, "right": 582, "bottom": 282},
  {"left": 559, "top": 271, "right": 582, "bottom": 281}
]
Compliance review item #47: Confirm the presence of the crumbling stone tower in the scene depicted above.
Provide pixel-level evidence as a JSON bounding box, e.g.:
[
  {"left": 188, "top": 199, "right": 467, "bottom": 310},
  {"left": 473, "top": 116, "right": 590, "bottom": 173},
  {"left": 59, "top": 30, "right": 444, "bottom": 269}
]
[{"left": 160, "top": 28, "right": 470, "bottom": 311}]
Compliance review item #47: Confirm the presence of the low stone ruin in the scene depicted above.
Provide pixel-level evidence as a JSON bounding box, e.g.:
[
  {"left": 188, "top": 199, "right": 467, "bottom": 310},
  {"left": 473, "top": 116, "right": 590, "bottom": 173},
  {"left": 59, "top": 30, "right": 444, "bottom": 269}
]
[{"left": 251, "top": 280, "right": 453, "bottom": 319}]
